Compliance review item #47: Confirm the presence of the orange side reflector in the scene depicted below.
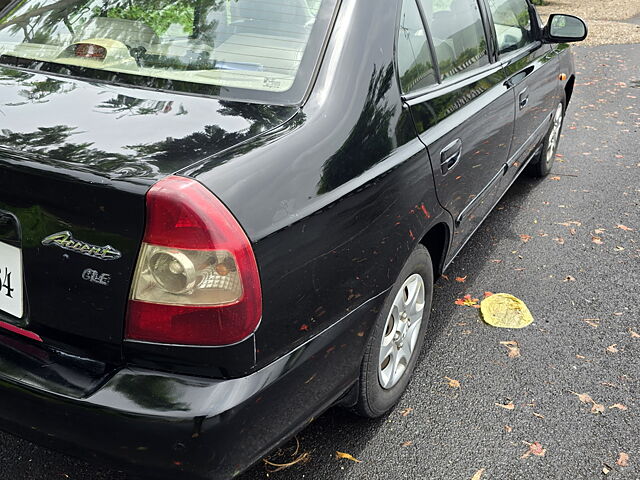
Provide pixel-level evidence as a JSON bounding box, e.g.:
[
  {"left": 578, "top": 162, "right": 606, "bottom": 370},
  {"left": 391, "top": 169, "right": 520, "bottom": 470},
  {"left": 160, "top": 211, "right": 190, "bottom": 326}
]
[{"left": 559, "top": 73, "right": 567, "bottom": 81}]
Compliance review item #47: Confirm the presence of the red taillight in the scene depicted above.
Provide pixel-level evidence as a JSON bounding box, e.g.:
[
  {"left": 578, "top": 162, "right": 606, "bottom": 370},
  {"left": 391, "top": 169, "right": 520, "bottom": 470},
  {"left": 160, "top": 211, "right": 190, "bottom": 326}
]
[{"left": 125, "top": 176, "right": 262, "bottom": 346}]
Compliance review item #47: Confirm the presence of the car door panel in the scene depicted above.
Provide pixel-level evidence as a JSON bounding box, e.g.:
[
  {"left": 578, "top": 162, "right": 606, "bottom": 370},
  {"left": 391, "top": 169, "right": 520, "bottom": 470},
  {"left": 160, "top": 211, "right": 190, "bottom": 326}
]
[
  {"left": 502, "top": 43, "right": 560, "bottom": 181},
  {"left": 408, "top": 64, "right": 514, "bottom": 258}
]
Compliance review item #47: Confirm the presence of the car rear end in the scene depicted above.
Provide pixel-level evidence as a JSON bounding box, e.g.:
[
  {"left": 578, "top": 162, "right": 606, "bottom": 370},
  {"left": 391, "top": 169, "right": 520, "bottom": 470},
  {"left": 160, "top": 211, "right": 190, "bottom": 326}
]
[{"left": 0, "top": 0, "right": 346, "bottom": 477}]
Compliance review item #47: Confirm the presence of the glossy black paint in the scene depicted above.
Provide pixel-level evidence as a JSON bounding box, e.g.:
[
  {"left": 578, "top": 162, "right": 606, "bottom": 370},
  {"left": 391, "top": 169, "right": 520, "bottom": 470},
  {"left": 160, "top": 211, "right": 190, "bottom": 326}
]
[{"left": 0, "top": 0, "right": 580, "bottom": 478}]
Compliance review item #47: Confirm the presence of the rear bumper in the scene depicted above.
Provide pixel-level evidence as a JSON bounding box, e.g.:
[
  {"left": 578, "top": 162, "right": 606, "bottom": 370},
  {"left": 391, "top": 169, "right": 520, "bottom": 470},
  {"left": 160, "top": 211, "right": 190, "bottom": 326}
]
[{"left": 0, "top": 291, "right": 387, "bottom": 479}]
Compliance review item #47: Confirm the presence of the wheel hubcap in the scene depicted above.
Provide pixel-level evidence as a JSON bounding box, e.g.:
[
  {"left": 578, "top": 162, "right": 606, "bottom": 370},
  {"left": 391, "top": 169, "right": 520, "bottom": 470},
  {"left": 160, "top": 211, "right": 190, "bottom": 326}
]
[
  {"left": 378, "top": 274, "right": 425, "bottom": 390},
  {"left": 546, "top": 103, "right": 564, "bottom": 165}
]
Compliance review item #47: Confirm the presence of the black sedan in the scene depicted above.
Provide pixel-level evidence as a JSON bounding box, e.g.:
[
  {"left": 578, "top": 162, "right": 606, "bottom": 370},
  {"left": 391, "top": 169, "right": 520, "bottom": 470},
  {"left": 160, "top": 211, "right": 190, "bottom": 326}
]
[{"left": 0, "top": 0, "right": 586, "bottom": 478}]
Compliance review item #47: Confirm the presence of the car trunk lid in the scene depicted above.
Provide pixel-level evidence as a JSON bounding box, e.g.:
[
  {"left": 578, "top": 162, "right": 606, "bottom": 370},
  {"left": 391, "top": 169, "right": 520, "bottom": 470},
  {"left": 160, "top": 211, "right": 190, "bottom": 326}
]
[{"left": 0, "top": 66, "right": 297, "bottom": 364}]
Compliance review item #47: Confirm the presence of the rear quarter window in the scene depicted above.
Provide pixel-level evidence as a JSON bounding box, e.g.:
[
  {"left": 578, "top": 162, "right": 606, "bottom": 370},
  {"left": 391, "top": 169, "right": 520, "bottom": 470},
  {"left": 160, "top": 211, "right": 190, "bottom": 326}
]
[{"left": 397, "top": 0, "right": 437, "bottom": 93}]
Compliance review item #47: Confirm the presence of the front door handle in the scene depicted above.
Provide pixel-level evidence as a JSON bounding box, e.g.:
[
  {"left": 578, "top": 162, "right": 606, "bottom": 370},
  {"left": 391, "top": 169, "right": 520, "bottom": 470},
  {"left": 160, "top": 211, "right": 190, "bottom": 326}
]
[
  {"left": 519, "top": 88, "right": 529, "bottom": 109},
  {"left": 440, "top": 139, "right": 462, "bottom": 174}
]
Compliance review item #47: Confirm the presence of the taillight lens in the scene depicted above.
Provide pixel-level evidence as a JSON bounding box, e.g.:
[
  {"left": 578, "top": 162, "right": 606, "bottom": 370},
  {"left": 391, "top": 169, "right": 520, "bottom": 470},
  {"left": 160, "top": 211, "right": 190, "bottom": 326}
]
[{"left": 125, "top": 176, "right": 262, "bottom": 346}]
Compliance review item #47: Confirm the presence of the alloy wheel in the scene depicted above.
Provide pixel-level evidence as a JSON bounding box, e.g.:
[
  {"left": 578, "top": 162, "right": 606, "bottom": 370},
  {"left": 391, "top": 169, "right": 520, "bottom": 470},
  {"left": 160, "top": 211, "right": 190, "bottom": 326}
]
[{"left": 378, "top": 273, "right": 425, "bottom": 390}]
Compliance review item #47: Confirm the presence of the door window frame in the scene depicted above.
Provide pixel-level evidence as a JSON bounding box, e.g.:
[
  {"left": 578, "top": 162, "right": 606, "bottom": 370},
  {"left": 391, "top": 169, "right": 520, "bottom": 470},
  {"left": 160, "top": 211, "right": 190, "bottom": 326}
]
[
  {"left": 396, "top": 0, "right": 502, "bottom": 103},
  {"left": 481, "top": 0, "right": 545, "bottom": 62}
]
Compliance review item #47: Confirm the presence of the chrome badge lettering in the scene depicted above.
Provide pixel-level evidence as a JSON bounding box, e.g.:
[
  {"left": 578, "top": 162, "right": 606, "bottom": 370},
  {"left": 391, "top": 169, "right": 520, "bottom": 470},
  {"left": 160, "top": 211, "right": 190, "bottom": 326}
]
[
  {"left": 82, "top": 268, "right": 111, "bottom": 286},
  {"left": 42, "top": 231, "right": 122, "bottom": 261}
]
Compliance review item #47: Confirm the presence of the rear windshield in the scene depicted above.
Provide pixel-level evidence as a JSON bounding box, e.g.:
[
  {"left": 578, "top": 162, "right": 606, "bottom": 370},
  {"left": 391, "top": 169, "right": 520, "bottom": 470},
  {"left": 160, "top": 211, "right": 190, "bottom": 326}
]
[{"left": 0, "top": 0, "right": 331, "bottom": 103}]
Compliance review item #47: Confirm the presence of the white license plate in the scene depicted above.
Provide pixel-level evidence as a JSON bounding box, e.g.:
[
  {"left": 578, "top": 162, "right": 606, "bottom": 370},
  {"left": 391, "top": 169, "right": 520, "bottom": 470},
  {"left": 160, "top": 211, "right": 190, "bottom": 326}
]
[{"left": 0, "top": 241, "right": 23, "bottom": 318}]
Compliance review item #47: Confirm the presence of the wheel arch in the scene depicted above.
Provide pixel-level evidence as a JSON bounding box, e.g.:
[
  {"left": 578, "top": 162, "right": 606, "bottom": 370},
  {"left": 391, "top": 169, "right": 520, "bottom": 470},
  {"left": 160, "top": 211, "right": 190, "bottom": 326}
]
[
  {"left": 419, "top": 222, "right": 450, "bottom": 279},
  {"left": 564, "top": 74, "right": 576, "bottom": 105}
]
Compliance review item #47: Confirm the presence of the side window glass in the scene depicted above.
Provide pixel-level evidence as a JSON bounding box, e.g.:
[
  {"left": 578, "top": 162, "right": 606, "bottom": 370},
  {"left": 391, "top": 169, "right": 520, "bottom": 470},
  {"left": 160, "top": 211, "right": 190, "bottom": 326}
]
[
  {"left": 397, "top": 0, "right": 437, "bottom": 93},
  {"left": 487, "top": 0, "right": 534, "bottom": 54},
  {"left": 419, "top": 0, "right": 489, "bottom": 81}
]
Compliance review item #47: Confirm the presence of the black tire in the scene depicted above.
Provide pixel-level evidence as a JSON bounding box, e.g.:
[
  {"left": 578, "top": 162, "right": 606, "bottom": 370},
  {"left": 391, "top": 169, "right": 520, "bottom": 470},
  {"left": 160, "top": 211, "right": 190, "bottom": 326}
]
[
  {"left": 527, "top": 97, "right": 566, "bottom": 178},
  {"left": 353, "top": 245, "right": 434, "bottom": 418}
]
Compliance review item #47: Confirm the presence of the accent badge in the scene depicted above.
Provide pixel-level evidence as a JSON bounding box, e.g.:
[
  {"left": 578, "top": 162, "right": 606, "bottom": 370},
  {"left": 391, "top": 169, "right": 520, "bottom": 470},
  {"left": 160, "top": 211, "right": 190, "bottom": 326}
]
[{"left": 42, "top": 231, "right": 122, "bottom": 261}]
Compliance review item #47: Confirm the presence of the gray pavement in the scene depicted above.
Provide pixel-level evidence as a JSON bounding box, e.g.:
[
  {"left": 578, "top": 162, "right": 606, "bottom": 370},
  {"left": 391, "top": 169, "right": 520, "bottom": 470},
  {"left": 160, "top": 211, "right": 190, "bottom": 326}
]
[{"left": 1, "top": 43, "right": 638, "bottom": 480}]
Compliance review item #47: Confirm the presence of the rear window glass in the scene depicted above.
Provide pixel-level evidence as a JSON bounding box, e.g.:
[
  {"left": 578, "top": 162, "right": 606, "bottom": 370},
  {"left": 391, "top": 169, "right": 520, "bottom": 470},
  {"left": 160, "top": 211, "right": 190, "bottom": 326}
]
[{"left": 0, "top": 0, "right": 327, "bottom": 100}]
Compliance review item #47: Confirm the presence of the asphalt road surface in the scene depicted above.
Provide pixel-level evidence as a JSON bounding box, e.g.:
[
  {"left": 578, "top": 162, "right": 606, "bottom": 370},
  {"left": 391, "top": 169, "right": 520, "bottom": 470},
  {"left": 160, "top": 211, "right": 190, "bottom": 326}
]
[{"left": 1, "top": 43, "right": 638, "bottom": 480}]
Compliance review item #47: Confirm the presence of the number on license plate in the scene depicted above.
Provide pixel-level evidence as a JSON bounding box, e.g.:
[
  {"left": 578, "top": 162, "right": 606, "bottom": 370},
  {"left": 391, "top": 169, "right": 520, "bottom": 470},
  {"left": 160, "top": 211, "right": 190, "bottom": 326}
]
[{"left": 0, "top": 242, "right": 23, "bottom": 319}]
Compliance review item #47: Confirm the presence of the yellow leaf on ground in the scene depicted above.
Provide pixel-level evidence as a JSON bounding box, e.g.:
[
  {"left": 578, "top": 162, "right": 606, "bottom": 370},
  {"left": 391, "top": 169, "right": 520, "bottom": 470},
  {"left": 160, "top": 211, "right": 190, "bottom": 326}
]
[
  {"left": 591, "top": 402, "right": 605, "bottom": 414},
  {"left": 336, "top": 452, "right": 362, "bottom": 463},
  {"left": 496, "top": 401, "right": 515, "bottom": 410},
  {"left": 481, "top": 294, "right": 533, "bottom": 329},
  {"left": 455, "top": 276, "right": 468, "bottom": 283},
  {"left": 471, "top": 468, "right": 486, "bottom": 480},
  {"left": 609, "top": 403, "right": 628, "bottom": 411},
  {"left": 616, "top": 224, "right": 633, "bottom": 231},
  {"left": 629, "top": 328, "right": 640, "bottom": 338},
  {"left": 444, "top": 376, "right": 460, "bottom": 388},
  {"left": 606, "top": 344, "right": 619, "bottom": 354}
]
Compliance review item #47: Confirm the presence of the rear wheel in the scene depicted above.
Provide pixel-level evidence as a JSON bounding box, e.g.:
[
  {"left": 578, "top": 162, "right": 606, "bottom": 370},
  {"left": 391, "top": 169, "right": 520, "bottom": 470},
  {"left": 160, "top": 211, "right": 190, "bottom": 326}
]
[
  {"left": 527, "top": 99, "right": 565, "bottom": 177},
  {"left": 354, "top": 245, "right": 433, "bottom": 418}
]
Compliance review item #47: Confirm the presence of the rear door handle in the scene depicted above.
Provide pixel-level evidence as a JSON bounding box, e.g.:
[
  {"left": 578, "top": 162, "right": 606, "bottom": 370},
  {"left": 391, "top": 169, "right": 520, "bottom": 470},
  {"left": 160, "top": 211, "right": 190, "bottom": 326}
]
[
  {"left": 440, "top": 139, "right": 462, "bottom": 174},
  {"left": 519, "top": 88, "right": 529, "bottom": 109}
]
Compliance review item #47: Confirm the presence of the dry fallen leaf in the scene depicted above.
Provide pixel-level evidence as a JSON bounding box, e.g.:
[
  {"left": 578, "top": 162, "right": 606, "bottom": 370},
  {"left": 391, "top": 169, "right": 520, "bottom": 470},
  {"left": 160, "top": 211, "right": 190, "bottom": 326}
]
[
  {"left": 504, "top": 425, "right": 513, "bottom": 433},
  {"left": 617, "top": 452, "right": 630, "bottom": 467},
  {"left": 591, "top": 236, "right": 604, "bottom": 245},
  {"left": 471, "top": 468, "right": 486, "bottom": 480},
  {"left": 591, "top": 402, "right": 605, "bottom": 414},
  {"left": 496, "top": 401, "right": 515, "bottom": 410},
  {"left": 455, "top": 294, "right": 480, "bottom": 308},
  {"left": 521, "top": 441, "right": 546, "bottom": 458},
  {"left": 550, "top": 176, "right": 561, "bottom": 181},
  {"left": 582, "top": 318, "right": 599, "bottom": 328},
  {"left": 500, "top": 341, "right": 521, "bottom": 358},
  {"left": 616, "top": 224, "right": 633, "bottom": 232},
  {"left": 629, "top": 329, "right": 640, "bottom": 338},
  {"left": 606, "top": 344, "right": 619, "bottom": 354},
  {"left": 519, "top": 234, "right": 533, "bottom": 243},
  {"left": 603, "top": 465, "right": 611, "bottom": 475},
  {"left": 444, "top": 376, "right": 460, "bottom": 389},
  {"left": 401, "top": 441, "right": 413, "bottom": 447},
  {"left": 483, "top": 291, "right": 494, "bottom": 298},
  {"left": 263, "top": 452, "right": 311, "bottom": 472},
  {"left": 455, "top": 275, "right": 468, "bottom": 283},
  {"left": 399, "top": 407, "right": 413, "bottom": 417},
  {"left": 554, "top": 237, "right": 565, "bottom": 245},
  {"left": 563, "top": 275, "right": 576, "bottom": 282},
  {"left": 572, "top": 392, "right": 593, "bottom": 404},
  {"left": 336, "top": 452, "right": 362, "bottom": 463},
  {"left": 533, "top": 412, "right": 545, "bottom": 419},
  {"left": 609, "top": 403, "right": 628, "bottom": 411}
]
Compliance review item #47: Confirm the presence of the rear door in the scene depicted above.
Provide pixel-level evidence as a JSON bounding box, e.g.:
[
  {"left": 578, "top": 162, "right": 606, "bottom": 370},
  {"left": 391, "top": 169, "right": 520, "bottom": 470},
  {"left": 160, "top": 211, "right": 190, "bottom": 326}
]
[
  {"left": 485, "top": 0, "right": 561, "bottom": 181},
  {"left": 405, "top": 0, "right": 515, "bottom": 257}
]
